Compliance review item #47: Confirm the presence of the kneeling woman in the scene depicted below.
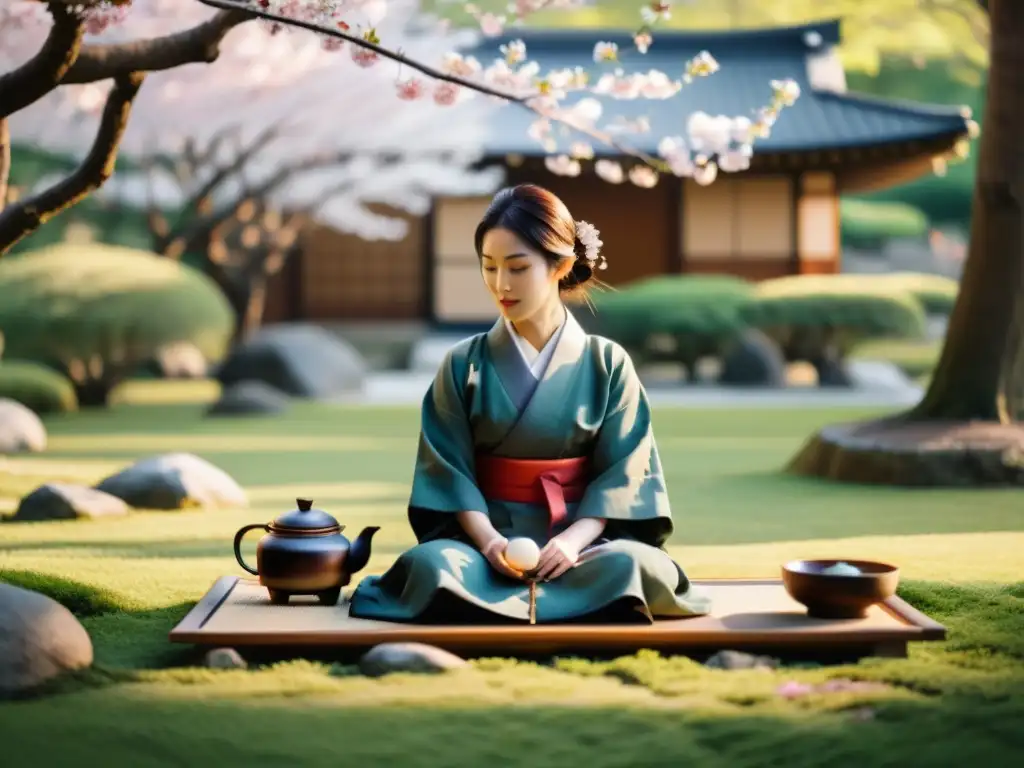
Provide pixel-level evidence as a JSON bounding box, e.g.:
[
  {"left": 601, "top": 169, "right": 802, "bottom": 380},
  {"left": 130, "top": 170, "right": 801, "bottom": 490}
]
[{"left": 349, "top": 184, "right": 712, "bottom": 624}]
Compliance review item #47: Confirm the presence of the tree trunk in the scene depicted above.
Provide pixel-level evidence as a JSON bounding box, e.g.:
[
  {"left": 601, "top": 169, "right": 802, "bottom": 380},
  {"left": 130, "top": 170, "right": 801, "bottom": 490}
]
[
  {"left": 0, "top": 118, "right": 10, "bottom": 213},
  {"left": 240, "top": 274, "right": 267, "bottom": 343},
  {"left": 73, "top": 379, "right": 117, "bottom": 408},
  {"left": 786, "top": 0, "right": 1024, "bottom": 486},
  {"left": 910, "top": 0, "right": 1023, "bottom": 422}
]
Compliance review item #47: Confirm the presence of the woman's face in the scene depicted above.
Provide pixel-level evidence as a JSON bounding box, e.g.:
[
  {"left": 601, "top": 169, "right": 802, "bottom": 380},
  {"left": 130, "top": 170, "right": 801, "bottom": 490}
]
[{"left": 480, "top": 227, "right": 570, "bottom": 323}]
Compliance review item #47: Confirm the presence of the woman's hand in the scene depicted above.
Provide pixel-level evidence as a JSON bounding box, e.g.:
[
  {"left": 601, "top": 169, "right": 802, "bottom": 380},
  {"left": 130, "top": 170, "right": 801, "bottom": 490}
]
[
  {"left": 533, "top": 517, "right": 607, "bottom": 581},
  {"left": 481, "top": 535, "right": 525, "bottom": 580},
  {"left": 534, "top": 536, "right": 581, "bottom": 582}
]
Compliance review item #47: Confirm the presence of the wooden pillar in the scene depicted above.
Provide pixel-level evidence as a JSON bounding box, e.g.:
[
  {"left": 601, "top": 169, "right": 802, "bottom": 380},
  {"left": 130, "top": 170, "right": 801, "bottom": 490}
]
[{"left": 795, "top": 171, "right": 841, "bottom": 274}]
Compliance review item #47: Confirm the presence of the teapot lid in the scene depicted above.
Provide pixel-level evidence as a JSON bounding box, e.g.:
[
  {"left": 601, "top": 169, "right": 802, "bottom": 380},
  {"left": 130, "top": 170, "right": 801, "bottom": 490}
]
[{"left": 270, "top": 498, "right": 340, "bottom": 532}]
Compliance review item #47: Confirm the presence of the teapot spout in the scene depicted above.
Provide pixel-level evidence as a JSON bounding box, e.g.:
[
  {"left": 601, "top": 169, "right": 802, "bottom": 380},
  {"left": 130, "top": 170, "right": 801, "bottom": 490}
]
[{"left": 348, "top": 526, "right": 380, "bottom": 574}]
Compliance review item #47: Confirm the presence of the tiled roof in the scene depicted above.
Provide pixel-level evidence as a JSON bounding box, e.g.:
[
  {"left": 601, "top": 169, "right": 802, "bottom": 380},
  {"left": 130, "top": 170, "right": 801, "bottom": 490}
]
[{"left": 459, "top": 19, "right": 971, "bottom": 155}]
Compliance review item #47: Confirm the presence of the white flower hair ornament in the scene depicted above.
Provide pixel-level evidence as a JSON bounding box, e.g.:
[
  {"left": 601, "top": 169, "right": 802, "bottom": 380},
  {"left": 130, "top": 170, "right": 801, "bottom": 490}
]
[{"left": 575, "top": 220, "right": 607, "bottom": 271}]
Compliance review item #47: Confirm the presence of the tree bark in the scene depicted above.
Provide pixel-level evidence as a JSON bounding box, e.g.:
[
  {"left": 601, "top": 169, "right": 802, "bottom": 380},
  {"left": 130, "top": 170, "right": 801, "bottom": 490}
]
[
  {"left": 61, "top": 9, "right": 250, "bottom": 85},
  {"left": 786, "top": 0, "right": 1024, "bottom": 487},
  {"left": 0, "top": 118, "right": 10, "bottom": 211},
  {"left": 73, "top": 378, "right": 118, "bottom": 408},
  {"left": 240, "top": 274, "right": 267, "bottom": 343},
  {"left": 0, "top": 71, "right": 146, "bottom": 256},
  {"left": 909, "top": 0, "right": 1022, "bottom": 421},
  {"left": 0, "top": 4, "right": 84, "bottom": 120}
]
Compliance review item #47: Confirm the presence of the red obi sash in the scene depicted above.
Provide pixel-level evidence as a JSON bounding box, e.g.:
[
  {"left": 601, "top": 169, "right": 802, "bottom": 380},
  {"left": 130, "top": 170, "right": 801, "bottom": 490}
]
[{"left": 474, "top": 454, "right": 589, "bottom": 532}]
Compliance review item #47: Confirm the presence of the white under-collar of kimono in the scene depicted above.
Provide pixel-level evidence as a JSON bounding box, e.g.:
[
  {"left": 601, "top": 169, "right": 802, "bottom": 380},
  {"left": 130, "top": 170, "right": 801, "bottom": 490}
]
[{"left": 503, "top": 306, "right": 567, "bottom": 380}]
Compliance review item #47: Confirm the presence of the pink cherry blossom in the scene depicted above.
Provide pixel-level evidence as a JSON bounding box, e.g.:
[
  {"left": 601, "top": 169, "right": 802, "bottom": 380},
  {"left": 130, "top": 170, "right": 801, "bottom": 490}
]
[
  {"left": 628, "top": 165, "right": 659, "bottom": 188},
  {"left": 82, "top": 4, "right": 130, "bottom": 35},
  {"left": 351, "top": 48, "right": 380, "bottom": 68},
  {"left": 478, "top": 13, "right": 506, "bottom": 37},
  {"left": 776, "top": 681, "right": 814, "bottom": 699},
  {"left": 396, "top": 77, "right": 426, "bottom": 101},
  {"left": 594, "top": 159, "right": 625, "bottom": 184},
  {"left": 3, "top": 0, "right": 501, "bottom": 244},
  {"left": 0, "top": 0, "right": 812, "bottom": 225},
  {"left": 433, "top": 82, "right": 460, "bottom": 106}
]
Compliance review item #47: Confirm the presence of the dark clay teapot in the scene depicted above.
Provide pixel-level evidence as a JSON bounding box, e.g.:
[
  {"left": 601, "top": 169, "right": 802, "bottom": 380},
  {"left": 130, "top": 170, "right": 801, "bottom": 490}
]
[{"left": 233, "top": 498, "right": 379, "bottom": 606}]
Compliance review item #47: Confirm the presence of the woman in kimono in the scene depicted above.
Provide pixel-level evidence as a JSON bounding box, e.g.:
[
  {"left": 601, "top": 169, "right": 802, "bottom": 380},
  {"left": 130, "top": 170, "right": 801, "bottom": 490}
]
[{"left": 349, "top": 183, "right": 712, "bottom": 624}]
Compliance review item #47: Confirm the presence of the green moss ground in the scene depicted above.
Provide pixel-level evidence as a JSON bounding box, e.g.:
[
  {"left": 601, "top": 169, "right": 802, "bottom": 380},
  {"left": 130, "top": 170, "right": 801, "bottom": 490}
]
[{"left": 1, "top": 388, "right": 1021, "bottom": 766}]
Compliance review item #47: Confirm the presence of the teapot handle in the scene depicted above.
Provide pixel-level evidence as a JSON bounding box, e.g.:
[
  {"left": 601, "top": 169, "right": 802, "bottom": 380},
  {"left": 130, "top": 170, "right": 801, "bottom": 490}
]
[{"left": 233, "top": 524, "right": 268, "bottom": 576}]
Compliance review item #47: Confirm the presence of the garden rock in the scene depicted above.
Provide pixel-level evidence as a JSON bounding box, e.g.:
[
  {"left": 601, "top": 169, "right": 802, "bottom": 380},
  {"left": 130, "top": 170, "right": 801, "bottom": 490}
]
[
  {"left": 154, "top": 342, "right": 208, "bottom": 379},
  {"left": 846, "top": 360, "right": 916, "bottom": 393},
  {"left": 0, "top": 582, "right": 93, "bottom": 697},
  {"left": 705, "top": 650, "right": 779, "bottom": 671},
  {"left": 206, "top": 380, "right": 290, "bottom": 417},
  {"left": 718, "top": 330, "right": 787, "bottom": 387},
  {"left": 204, "top": 647, "right": 247, "bottom": 670},
  {"left": 359, "top": 642, "right": 469, "bottom": 677},
  {"left": 215, "top": 324, "right": 367, "bottom": 400},
  {"left": 811, "top": 351, "right": 853, "bottom": 387},
  {"left": 12, "top": 483, "right": 129, "bottom": 522},
  {"left": 0, "top": 398, "right": 47, "bottom": 453},
  {"left": 95, "top": 452, "right": 248, "bottom": 510}
]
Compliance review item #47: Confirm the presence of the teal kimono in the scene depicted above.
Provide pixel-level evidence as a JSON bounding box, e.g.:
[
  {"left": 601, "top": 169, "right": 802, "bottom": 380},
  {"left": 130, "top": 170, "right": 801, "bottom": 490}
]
[{"left": 349, "top": 310, "right": 712, "bottom": 624}]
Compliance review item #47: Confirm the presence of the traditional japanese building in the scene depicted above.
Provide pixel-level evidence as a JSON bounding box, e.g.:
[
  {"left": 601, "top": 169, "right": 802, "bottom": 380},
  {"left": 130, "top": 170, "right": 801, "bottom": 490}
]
[{"left": 268, "top": 19, "right": 973, "bottom": 328}]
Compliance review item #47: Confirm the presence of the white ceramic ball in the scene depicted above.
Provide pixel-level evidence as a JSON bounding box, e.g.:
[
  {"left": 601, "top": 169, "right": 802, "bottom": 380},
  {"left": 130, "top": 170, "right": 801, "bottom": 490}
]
[{"left": 505, "top": 537, "right": 541, "bottom": 571}]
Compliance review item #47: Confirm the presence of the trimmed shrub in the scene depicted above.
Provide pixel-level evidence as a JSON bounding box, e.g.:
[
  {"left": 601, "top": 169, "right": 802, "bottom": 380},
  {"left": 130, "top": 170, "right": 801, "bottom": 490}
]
[
  {"left": 0, "top": 242, "right": 233, "bottom": 405},
  {"left": 850, "top": 338, "right": 942, "bottom": 378},
  {"left": 583, "top": 275, "right": 755, "bottom": 367},
  {"left": 740, "top": 275, "right": 929, "bottom": 384},
  {"left": 870, "top": 271, "right": 960, "bottom": 316},
  {"left": 742, "top": 275, "right": 928, "bottom": 341},
  {"left": 0, "top": 360, "right": 77, "bottom": 413},
  {"left": 840, "top": 198, "right": 929, "bottom": 249}
]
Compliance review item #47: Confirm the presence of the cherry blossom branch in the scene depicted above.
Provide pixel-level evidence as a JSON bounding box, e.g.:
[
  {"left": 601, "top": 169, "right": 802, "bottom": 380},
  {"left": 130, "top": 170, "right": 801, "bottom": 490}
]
[
  {"left": 62, "top": 8, "right": 252, "bottom": 84},
  {"left": 0, "top": 119, "right": 11, "bottom": 210},
  {"left": 197, "top": 0, "right": 526, "bottom": 103},
  {"left": 0, "top": 71, "right": 146, "bottom": 256},
  {"left": 175, "top": 123, "right": 282, "bottom": 221},
  {"left": 180, "top": 125, "right": 249, "bottom": 181},
  {"left": 195, "top": 0, "right": 671, "bottom": 171},
  {"left": 0, "top": 3, "right": 85, "bottom": 119},
  {"left": 159, "top": 146, "right": 456, "bottom": 259}
]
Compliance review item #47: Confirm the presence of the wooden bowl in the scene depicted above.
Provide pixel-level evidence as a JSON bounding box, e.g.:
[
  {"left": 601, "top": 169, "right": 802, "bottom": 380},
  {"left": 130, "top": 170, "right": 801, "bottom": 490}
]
[{"left": 782, "top": 559, "right": 900, "bottom": 619}]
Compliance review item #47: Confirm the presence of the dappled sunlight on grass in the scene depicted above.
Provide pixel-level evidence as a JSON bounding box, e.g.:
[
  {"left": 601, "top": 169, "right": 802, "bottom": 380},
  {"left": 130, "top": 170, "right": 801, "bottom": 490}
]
[
  {"left": 2, "top": 399, "right": 1023, "bottom": 763},
  {"left": 0, "top": 456, "right": 125, "bottom": 478},
  {"left": 244, "top": 482, "right": 410, "bottom": 505},
  {"left": 45, "top": 433, "right": 408, "bottom": 454},
  {"left": 110, "top": 378, "right": 221, "bottom": 406}
]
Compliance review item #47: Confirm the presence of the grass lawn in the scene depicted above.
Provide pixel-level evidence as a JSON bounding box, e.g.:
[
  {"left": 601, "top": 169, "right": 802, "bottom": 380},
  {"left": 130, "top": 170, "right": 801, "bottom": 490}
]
[{"left": 1, "top": 388, "right": 1021, "bottom": 766}]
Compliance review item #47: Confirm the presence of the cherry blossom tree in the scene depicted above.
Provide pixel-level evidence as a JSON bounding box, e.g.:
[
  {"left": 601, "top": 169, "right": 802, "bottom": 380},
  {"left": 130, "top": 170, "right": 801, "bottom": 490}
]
[
  {"left": 5, "top": 0, "right": 508, "bottom": 337},
  {"left": 0, "top": 0, "right": 806, "bottom": 259}
]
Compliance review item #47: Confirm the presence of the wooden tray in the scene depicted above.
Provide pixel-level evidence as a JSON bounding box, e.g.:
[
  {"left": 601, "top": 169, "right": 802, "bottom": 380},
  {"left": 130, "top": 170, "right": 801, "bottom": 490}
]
[{"left": 169, "top": 576, "right": 946, "bottom": 659}]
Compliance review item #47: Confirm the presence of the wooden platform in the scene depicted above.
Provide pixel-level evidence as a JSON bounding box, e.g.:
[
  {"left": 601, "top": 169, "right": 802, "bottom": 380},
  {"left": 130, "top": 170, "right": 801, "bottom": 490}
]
[{"left": 169, "top": 576, "right": 946, "bottom": 659}]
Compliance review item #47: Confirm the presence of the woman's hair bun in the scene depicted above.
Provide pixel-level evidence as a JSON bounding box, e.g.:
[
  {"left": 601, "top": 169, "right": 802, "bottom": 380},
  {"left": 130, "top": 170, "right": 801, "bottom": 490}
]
[{"left": 570, "top": 257, "right": 594, "bottom": 285}]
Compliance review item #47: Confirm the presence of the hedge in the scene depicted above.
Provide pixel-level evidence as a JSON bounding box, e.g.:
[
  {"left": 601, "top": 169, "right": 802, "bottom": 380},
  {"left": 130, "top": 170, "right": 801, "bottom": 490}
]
[
  {"left": 840, "top": 198, "right": 930, "bottom": 248},
  {"left": 870, "top": 271, "right": 959, "bottom": 315},
  {"left": 0, "top": 360, "right": 78, "bottom": 413},
  {"left": 741, "top": 274, "right": 928, "bottom": 340},
  {"left": 583, "top": 275, "right": 755, "bottom": 365},
  {"left": 0, "top": 242, "right": 234, "bottom": 371},
  {"left": 587, "top": 275, "right": 754, "bottom": 341}
]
